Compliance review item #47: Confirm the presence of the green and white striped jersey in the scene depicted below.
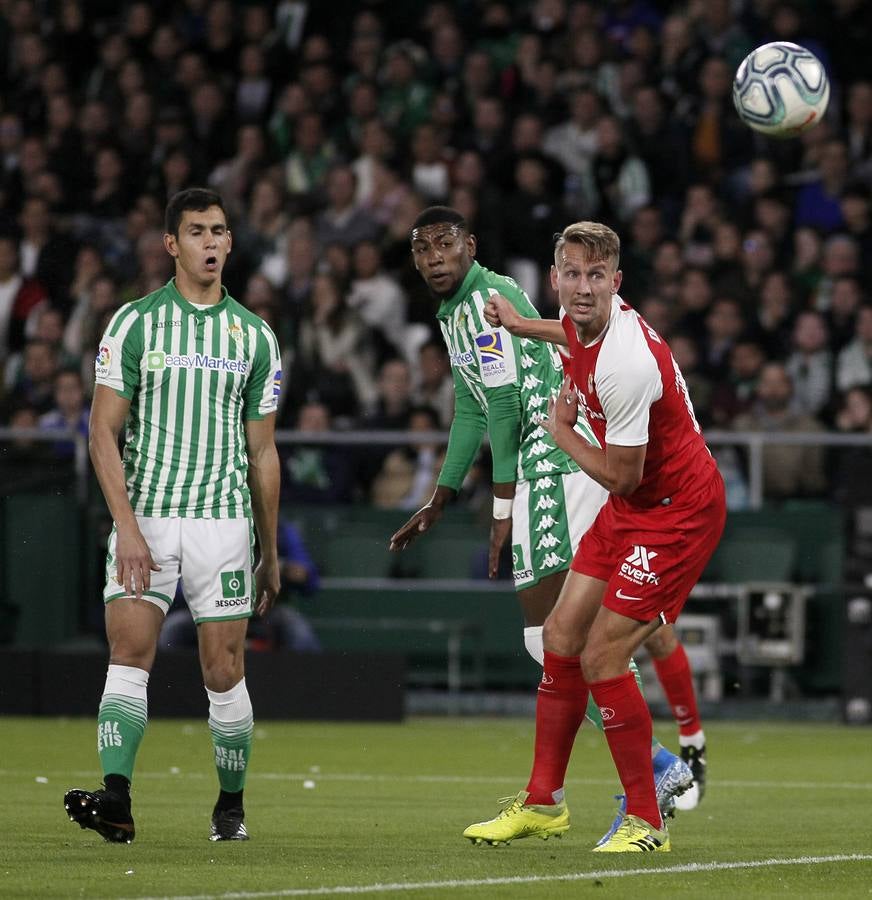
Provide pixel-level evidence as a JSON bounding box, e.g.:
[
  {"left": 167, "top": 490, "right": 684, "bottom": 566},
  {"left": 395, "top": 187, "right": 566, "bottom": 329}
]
[
  {"left": 94, "top": 279, "right": 281, "bottom": 519},
  {"left": 436, "top": 262, "right": 597, "bottom": 482}
]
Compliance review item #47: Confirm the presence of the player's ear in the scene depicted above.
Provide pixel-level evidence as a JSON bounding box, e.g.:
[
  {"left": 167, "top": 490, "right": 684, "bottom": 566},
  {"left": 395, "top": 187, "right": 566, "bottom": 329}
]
[
  {"left": 550, "top": 264, "right": 559, "bottom": 291},
  {"left": 226, "top": 228, "right": 232, "bottom": 255},
  {"left": 466, "top": 233, "right": 477, "bottom": 258},
  {"left": 164, "top": 233, "right": 178, "bottom": 258},
  {"left": 613, "top": 269, "right": 622, "bottom": 294}
]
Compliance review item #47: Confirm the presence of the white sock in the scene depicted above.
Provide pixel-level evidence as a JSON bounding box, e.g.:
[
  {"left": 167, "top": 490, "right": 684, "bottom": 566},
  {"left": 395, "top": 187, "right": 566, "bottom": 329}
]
[
  {"left": 678, "top": 729, "right": 706, "bottom": 750},
  {"left": 206, "top": 677, "right": 253, "bottom": 724},
  {"left": 524, "top": 626, "right": 544, "bottom": 665},
  {"left": 103, "top": 664, "right": 149, "bottom": 701}
]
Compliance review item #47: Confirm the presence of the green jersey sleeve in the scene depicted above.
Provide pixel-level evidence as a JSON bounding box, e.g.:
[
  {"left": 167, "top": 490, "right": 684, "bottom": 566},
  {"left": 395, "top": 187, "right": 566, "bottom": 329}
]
[
  {"left": 486, "top": 383, "right": 522, "bottom": 484},
  {"left": 244, "top": 322, "right": 282, "bottom": 420},
  {"left": 437, "top": 369, "right": 487, "bottom": 491},
  {"left": 94, "top": 303, "right": 143, "bottom": 399}
]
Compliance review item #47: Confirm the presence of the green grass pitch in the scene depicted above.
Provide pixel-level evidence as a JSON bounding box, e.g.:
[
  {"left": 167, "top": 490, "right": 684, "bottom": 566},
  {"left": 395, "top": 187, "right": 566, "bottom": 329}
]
[{"left": 2, "top": 716, "right": 870, "bottom": 898}]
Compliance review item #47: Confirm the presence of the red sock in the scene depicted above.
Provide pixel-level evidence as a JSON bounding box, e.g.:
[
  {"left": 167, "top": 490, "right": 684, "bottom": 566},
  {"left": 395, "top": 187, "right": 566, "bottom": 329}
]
[
  {"left": 525, "top": 651, "right": 588, "bottom": 805},
  {"left": 589, "top": 672, "right": 660, "bottom": 829},
  {"left": 652, "top": 643, "right": 701, "bottom": 736}
]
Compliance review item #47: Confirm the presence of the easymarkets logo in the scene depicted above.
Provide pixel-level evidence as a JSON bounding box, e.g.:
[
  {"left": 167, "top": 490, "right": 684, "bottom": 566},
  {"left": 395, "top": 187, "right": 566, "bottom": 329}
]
[{"left": 146, "top": 350, "right": 249, "bottom": 373}]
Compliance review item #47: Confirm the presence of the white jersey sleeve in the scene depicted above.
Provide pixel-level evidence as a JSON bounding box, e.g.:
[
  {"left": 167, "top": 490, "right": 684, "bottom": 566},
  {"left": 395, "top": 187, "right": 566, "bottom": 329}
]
[{"left": 596, "top": 304, "right": 662, "bottom": 447}]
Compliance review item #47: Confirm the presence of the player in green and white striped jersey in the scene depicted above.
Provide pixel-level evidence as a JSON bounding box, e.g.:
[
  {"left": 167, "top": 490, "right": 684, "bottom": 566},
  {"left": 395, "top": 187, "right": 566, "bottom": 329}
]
[
  {"left": 64, "top": 189, "right": 281, "bottom": 845},
  {"left": 390, "top": 208, "right": 693, "bottom": 841}
]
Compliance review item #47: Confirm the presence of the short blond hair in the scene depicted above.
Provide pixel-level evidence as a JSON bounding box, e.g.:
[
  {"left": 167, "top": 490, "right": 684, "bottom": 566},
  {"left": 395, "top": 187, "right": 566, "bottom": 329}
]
[{"left": 554, "top": 221, "right": 620, "bottom": 268}]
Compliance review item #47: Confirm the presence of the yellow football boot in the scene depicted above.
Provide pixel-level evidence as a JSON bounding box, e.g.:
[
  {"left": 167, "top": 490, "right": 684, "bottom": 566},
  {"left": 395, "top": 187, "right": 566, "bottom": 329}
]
[
  {"left": 463, "top": 790, "right": 570, "bottom": 846},
  {"left": 592, "top": 813, "right": 670, "bottom": 852}
]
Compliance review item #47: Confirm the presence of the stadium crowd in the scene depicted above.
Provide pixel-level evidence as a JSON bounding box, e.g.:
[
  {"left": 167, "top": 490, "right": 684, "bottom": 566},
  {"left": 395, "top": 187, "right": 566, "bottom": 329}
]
[{"left": 0, "top": 0, "right": 871, "bottom": 507}]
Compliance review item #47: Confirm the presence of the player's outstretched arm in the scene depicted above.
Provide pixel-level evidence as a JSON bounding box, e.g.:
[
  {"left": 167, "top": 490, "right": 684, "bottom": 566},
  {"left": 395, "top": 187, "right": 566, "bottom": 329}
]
[
  {"left": 246, "top": 414, "right": 281, "bottom": 615},
  {"left": 484, "top": 294, "right": 568, "bottom": 346},
  {"left": 89, "top": 385, "right": 160, "bottom": 599},
  {"left": 389, "top": 484, "right": 456, "bottom": 550}
]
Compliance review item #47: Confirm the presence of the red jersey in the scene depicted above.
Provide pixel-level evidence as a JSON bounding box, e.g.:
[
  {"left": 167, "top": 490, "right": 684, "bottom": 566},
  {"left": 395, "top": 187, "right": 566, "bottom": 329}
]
[{"left": 561, "top": 295, "right": 718, "bottom": 509}]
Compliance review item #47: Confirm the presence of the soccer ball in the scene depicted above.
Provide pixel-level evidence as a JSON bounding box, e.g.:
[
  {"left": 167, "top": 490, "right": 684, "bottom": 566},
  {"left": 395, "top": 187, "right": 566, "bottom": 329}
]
[{"left": 732, "top": 41, "right": 829, "bottom": 138}]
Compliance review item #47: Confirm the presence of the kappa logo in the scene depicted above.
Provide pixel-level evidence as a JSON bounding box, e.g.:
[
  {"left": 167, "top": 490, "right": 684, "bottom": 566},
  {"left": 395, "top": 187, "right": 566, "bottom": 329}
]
[
  {"left": 536, "top": 533, "right": 560, "bottom": 550},
  {"left": 534, "top": 494, "right": 558, "bottom": 511},
  {"left": 535, "top": 515, "right": 558, "bottom": 531},
  {"left": 626, "top": 545, "right": 658, "bottom": 571}
]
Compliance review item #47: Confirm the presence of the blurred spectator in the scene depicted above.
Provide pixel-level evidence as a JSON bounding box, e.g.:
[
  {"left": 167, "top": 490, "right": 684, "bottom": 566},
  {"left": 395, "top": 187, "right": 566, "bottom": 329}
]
[
  {"left": 674, "top": 266, "right": 714, "bottom": 343},
  {"left": 785, "top": 310, "right": 833, "bottom": 417},
  {"left": 542, "top": 85, "right": 602, "bottom": 182},
  {"left": 748, "top": 270, "right": 796, "bottom": 360},
  {"left": 281, "top": 401, "right": 354, "bottom": 504},
  {"left": 839, "top": 184, "right": 872, "bottom": 284},
  {"left": 826, "top": 275, "right": 864, "bottom": 354},
  {"left": 617, "top": 205, "right": 663, "bottom": 298},
  {"left": 699, "top": 296, "right": 747, "bottom": 382},
  {"left": 670, "top": 332, "right": 713, "bottom": 423},
  {"left": 4, "top": 337, "right": 60, "bottom": 414},
  {"left": 411, "top": 338, "right": 454, "bottom": 428},
  {"left": 18, "top": 195, "right": 77, "bottom": 310},
  {"left": 733, "top": 362, "right": 828, "bottom": 500},
  {"left": 709, "top": 338, "right": 767, "bottom": 427},
  {"left": 810, "top": 234, "right": 861, "bottom": 313},
  {"left": 285, "top": 111, "right": 337, "bottom": 198},
  {"left": 845, "top": 81, "right": 872, "bottom": 180},
  {"left": 38, "top": 366, "right": 90, "bottom": 458},
  {"left": 583, "top": 114, "right": 651, "bottom": 227},
  {"left": 347, "top": 240, "right": 408, "bottom": 363},
  {"left": 409, "top": 121, "right": 451, "bottom": 203},
  {"left": 0, "top": 233, "right": 48, "bottom": 362},
  {"left": 794, "top": 139, "right": 849, "bottom": 233},
  {"left": 292, "top": 271, "right": 378, "bottom": 423},
  {"left": 502, "top": 152, "right": 564, "bottom": 303},
  {"left": 836, "top": 304, "right": 872, "bottom": 393},
  {"left": 370, "top": 404, "right": 444, "bottom": 509},
  {"left": 678, "top": 183, "right": 721, "bottom": 268},
  {"left": 208, "top": 124, "right": 270, "bottom": 221},
  {"left": 378, "top": 40, "right": 432, "bottom": 139},
  {"left": 315, "top": 164, "right": 381, "bottom": 250}
]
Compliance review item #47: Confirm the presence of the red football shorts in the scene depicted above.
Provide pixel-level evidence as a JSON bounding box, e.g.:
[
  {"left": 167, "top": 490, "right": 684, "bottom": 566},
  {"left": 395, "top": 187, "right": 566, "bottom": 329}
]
[{"left": 571, "top": 469, "right": 727, "bottom": 624}]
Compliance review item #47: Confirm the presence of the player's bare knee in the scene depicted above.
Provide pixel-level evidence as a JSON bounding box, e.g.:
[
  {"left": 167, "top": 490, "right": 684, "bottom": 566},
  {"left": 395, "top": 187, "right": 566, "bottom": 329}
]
[
  {"left": 542, "top": 617, "right": 584, "bottom": 656},
  {"left": 580, "top": 641, "right": 628, "bottom": 682},
  {"left": 644, "top": 625, "right": 677, "bottom": 659}
]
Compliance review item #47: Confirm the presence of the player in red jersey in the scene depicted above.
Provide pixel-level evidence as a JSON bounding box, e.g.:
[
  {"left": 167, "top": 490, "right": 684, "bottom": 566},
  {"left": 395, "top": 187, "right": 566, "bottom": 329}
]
[{"left": 464, "top": 221, "right": 725, "bottom": 852}]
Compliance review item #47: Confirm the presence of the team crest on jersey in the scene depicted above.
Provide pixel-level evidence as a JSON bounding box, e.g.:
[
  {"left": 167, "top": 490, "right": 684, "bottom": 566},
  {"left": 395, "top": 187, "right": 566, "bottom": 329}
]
[
  {"left": 587, "top": 372, "right": 594, "bottom": 394},
  {"left": 227, "top": 323, "right": 244, "bottom": 345}
]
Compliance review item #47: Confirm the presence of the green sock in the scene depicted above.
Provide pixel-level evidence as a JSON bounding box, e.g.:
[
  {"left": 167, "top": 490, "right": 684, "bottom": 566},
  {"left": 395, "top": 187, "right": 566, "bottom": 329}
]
[
  {"left": 207, "top": 680, "right": 254, "bottom": 793},
  {"left": 97, "top": 665, "right": 149, "bottom": 782}
]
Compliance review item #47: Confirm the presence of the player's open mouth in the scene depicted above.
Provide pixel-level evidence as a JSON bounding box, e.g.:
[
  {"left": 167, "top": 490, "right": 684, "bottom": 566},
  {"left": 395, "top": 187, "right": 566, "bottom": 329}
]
[
  {"left": 205, "top": 256, "right": 218, "bottom": 270},
  {"left": 430, "top": 272, "right": 449, "bottom": 285}
]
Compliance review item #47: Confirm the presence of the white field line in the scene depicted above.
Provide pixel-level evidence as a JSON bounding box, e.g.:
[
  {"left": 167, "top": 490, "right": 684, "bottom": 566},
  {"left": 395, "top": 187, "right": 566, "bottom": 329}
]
[
  {"left": 118, "top": 854, "right": 872, "bottom": 900},
  {"left": 7, "top": 769, "right": 872, "bottom": 791}
]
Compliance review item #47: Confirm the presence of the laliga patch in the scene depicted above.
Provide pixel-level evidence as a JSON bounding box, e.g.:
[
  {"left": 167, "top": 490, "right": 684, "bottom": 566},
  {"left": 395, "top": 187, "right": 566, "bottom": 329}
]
[
  {"left": 474, "top": 328, "right": 517, "bottom": 387},
  {"left": 94, "top": 335, "right": 124, "bottom": 390}
]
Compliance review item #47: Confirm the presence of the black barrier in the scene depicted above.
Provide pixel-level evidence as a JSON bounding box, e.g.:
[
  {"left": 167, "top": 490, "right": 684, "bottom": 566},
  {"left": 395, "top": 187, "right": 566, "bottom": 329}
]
[{"left": 0, "top": 649, "right": 405, "bottom": 721}]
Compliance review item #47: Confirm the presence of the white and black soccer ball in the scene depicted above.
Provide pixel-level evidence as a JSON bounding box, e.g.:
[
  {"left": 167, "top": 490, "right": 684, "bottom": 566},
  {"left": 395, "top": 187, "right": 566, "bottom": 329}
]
[{"left": 732, "top": 41, "right": 829, "bottom": 138}]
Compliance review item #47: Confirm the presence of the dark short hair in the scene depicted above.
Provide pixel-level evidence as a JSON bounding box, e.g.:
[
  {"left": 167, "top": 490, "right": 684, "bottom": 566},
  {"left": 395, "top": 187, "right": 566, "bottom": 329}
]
[
  {"left": 164, "top": 188, "right": 227, "bottom": 237},
  {"left": 410, "top": 206, "right": 468, "bottom": 237}
]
